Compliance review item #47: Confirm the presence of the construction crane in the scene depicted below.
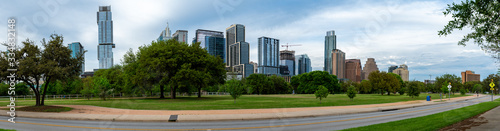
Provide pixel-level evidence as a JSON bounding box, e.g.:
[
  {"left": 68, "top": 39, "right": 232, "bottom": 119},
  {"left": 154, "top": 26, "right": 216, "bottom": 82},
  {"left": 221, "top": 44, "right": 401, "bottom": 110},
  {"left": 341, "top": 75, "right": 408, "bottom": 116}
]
[{"left": 281, "top": 43, "right": 301, "bottom": 50}]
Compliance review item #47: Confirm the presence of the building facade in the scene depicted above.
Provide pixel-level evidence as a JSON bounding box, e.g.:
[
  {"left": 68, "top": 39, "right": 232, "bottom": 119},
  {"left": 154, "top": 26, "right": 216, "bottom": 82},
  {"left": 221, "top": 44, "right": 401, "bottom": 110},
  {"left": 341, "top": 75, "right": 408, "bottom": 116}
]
[
  {"left": 298, "top": 54, "right": 312, "bottom": 75},
  {"left": 157, "top": 22, "right": 172, "bottom": 41},
  {"left": 172, "top": 30, "right": 188, "bottom": 43},
  {"left": 226, "top": 24, "right": 245, "bottom": 67},
  {"left": 362, "top": 58, "right": 379, "bottom": 80},
  {"left": 280, "top": 50, "right": 295, "bottom": 76},
  {"left": 324, "top": 30, "right": 337, "bottom": 74},
  {"left": 250, "top": 61, "right": 258, "bottom": 73},
  {"left": 194, "top": 29, "right": 226, "bottom": 63},
  {"left": 258, "top": 36, "right": 280, "bottom": 75},
  {"left": 392, "top": 64, "right": 409, "bottom": 81},
  {"left": 345, "top": 59, "right": 362, "bottom": 83},
  {"left": 69, "top": 42, "right": 85, "bottom": 75},
  {"left": 97, "top": 6, "right": 115, "bottom": 69},
  {"left": 331, "top": 49, "right": 345, "bottom": 79},
  {"left": 229, "top": 41, "right": 249, "bottom": 66},
  {"left": 461, "top": 70, "right": 480, "bottom": 83},
  {"left": 388, "top": 65, "right": 398, "bottom": 73}
]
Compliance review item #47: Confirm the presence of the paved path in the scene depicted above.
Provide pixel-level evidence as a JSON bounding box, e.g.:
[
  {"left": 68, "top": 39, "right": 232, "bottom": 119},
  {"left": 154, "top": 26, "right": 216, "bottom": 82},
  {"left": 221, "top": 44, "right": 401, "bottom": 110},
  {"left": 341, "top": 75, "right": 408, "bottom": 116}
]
[{"left": 467, "top": 104, "right": 500, "bottom": 131}]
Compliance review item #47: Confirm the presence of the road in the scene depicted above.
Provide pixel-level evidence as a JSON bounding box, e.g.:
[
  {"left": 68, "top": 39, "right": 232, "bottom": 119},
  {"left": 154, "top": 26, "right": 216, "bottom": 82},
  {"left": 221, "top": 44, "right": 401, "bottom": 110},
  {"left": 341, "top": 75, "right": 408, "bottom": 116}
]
[{"left": 1, "top": 96, "right": 497, "bottom": 131}]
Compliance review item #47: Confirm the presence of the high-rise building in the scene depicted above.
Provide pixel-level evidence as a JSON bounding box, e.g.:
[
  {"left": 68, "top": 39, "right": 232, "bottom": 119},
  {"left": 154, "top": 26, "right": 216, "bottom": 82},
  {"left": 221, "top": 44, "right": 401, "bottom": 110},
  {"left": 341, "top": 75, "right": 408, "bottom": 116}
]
[
  {"left": 280, "top": 50, "right": 295, "bottom": 76},
  {"left": 297, "top": 54, "right": 312, "bottom": 75},
  {"left": 69, "top": 42, "right": 85, "bottom": 75},
  {"left": 362, "top": 58, "right": 379, "bottom": 80},
  {"left": 324, "top": 30, "right": 337, "bottom": 74},
  {"left": 249, "top": 61, "right": 258, "bottom": 73},
  {"left": 157, "top": 22, "right": 172, "bottom": 41},
  {"left": 258, "top": 36, "right": 280, "bottom": 75},
  {"left": 388, "top": 65, "right": 398, "bottom": 73},
  {"left": 172, "top": 30, "right": 188, "bottom": 43},
  {"left": 226, "top": 24, "right": 245, "bottom": 67},
  {"left": 331, "top": 49, "right": 345, "bottom": 79},
  {"left": 393, "top": 64, "right": 409, "bottom": 81},
  {"left": 229, "top": 42, "right": 249, "bottom": 66},
  {"left": 345, "top": 59, "right": 362, "bottom": 83},
  {"left": 97, "top": 6, "right": 115, "bottom": 69},
  {"left": 194, "top": 29, "right": 226, "bottom": 63},
  {"left": 461, "top": 70, "right": 480, "bottom": 83}
]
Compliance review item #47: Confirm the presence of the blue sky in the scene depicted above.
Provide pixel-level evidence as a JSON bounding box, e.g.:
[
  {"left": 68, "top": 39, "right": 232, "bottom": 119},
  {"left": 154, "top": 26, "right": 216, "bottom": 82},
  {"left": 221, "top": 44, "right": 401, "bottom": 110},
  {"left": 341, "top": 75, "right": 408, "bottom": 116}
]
[{"left": 0, "top": 0, "right": 497, "bottom": 81}]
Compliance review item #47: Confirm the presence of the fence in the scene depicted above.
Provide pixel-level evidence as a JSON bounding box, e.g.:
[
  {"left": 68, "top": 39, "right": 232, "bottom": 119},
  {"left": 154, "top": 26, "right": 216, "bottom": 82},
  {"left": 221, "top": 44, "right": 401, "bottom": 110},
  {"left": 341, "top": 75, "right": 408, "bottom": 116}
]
[{"left": 0, "top": 92, "right": 229, "bottom": 100}]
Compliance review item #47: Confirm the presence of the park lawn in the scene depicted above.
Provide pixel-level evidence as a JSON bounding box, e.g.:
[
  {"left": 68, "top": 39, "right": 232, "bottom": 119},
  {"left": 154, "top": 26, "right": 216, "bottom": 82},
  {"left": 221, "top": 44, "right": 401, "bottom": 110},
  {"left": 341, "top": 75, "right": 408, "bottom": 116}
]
[
  {"left": 0, "top": 94, "right": 468, "bottom": 110},
  {"left": 0, "top": 129, "right": 15, "bottom": 131},
  {"left": 342, "top": 98, "right": 500, "bottom": 131}
]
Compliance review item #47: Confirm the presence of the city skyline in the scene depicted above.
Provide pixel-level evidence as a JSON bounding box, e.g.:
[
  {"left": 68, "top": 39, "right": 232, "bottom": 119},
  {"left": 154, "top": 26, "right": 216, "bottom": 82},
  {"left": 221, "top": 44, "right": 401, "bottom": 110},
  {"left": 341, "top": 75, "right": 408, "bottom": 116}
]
[{"left": 0, "top": 0, "right": 497, "bottom": 81}]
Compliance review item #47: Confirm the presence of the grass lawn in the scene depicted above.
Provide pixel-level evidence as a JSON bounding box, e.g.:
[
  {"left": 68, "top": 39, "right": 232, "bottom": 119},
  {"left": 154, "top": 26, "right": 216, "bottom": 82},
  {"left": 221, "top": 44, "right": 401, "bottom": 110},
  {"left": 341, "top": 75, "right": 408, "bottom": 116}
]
[
  {"left": 0, "top": 94, "right": 468, "bottom": 110},
  {"left": 342, "top": 98, "right": 500, "bottom": 131},
  {"left": 11, "top": 106, "right": 73, "bottom": 112},
  {"left": 0, "top": 129, "right": 15, "bottom": 131}
]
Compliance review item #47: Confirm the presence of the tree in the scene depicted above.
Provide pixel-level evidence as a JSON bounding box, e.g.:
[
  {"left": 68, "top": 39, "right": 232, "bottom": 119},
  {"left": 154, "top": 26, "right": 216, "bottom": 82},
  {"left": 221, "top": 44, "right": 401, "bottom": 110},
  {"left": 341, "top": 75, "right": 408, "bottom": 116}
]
[
  {"left": 81, "top": 77, "right": 94, "bottom": 100},
  {"left": 482, "top": 74, "right": 500, "bottom": 94},
  {"left": 368, "top": 71, "right": 401, "bottom": 95},
  {"left": 225, "top": 79, "right": 244, "bottom": 103},
  {"left": 347, "top": 85, "right": 356, "bottom": 101},
  {"left": 389, "top": 73, "right": 404, "bottom": 94},
  {"left": 293, "top": 71, "right": 340, "bottom": 94},
  {"left": 407, "top": 81, "right": 421, "bottom": 98},
  {"left": 439, "top": 0, "right": 500, "bottom": 59},
  {"left": 315, "top": 85, "right": 329, "bottom": 104},
  {"left": 441, "top": 82, "right": 450, "bottom": 95},
  {"left": 246, "top": 74, "right": 270, "bottom": 95},
  {"left": 94, "top": 65, "right": 125, "bottom": 96},
  {"left": 92, "top": 76, "right": 112, "bottom": 100},
  {"left": 435, "top": 74, "right": 462, "bottom": 94},
  {"left": 460, "top": 88, "right": 467, "bottom": 95},
  {"left": 359, "top": 80, "right": 372, "bottom": 94},
  {"left": 269, "top": 75, "right": 291, "bottom": 94},
  {"left": 474, "top": 84, "right": 483, "bottom": 97}
]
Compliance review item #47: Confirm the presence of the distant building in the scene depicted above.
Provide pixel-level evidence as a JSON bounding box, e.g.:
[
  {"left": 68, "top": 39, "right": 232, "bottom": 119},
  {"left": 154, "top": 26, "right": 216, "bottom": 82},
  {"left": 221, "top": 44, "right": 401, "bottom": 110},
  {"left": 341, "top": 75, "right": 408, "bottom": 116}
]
[
  {"left": 362, "top": 58, "right": 379, "bottom": 80},
  {"left": 424, "top": 80, "right": 436, "bottom": 84},
  {"left": 258, "top": 36, "right": 280, "bottom": 75},
  {"left": 324, "top": 30, "right": 337, "bottom": 74},
  {"left": 97, "top": 6, "right": 115, "bottom": 69},
  {"left": 68, "top": 42, "right": 85, "bottom": 75},
  {"left": 280, "top": 50, "right": 295, "bottom": 76},
  {"left": 331, "top": 49, "right": 345, "bottom": 79},
  {"left": 392, "top": 64, "right": 409, "bottom": 81},
  {"left": 229, "top": 41, "right": 253, "bottom": 78},
  {"left": 157, "top": 22, "right": 172, "bottom": 41},
  {"left": 388, "top": 65, "right": 398, "bottom": 73},
  {"left": 194, "top": 29, "right": 226, "bottom": 63},
  {"left": 345, "top": 59, "right": 362, "bottom": 83},
  {"left": 172, "top": 30, "right": 188, "bottom": 43},
  {"left": 249, "top": 61, "right": 258, "bottom": 73},
  {"left": 461, "top": 70, "right": 480, "bottom": 83},
  {"left": 297, "top": 54, "right": 312, "bottom": 75},
  {"left": 226, "top": 24, "right": 245, "bottom": 67}
]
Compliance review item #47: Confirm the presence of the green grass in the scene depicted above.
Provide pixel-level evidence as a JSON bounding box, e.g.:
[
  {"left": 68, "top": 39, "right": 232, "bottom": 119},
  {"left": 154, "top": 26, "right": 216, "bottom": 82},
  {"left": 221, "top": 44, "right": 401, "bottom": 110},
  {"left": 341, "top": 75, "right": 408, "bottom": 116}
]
[
  {"left": 0, "top": 129, "right": 15, "bottom": 131},
  {"left": 0, "top": 94, "right": 468, "bottom": 110},
  {"left": 342, "top": 98, "right": 500, "bottom": 131}
]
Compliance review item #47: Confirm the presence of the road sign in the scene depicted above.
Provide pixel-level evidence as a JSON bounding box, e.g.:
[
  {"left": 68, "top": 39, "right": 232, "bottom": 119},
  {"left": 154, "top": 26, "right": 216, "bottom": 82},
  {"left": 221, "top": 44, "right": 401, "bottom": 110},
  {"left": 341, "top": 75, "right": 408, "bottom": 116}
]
[
  {"left": 447, "top": 83, "right": 452, "bottom": 90},
  {"left": 490, "top": 79, "right": 495, "bottom": 91}
]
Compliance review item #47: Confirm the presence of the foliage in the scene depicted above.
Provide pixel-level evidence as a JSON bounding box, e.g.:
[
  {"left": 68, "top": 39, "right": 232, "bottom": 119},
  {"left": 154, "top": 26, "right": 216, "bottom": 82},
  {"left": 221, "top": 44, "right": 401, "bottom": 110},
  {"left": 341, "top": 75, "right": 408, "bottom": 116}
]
[
  {"left": 407, "top": 81, "right": 421, "bottom": 98},
  {"left": 293, "top": 71, "right": 340, "bottom": 94},
  {"left": 460, "top": 88, "right": 467, "bottom": 95},
  {"left": 341, "top": 80, "right": 359, "bottom": 93},
  {"left": 245, "top": 74, "right": 271, "bottom": 94},
  {"left": 80, "top": 77, "right": 94, "bottom": 100},
  {"left": 482, "top": 74, "right": 499, "bottom": 94},
  {"left": 389, "top": 73, "right": 404, "bottom": 94},
  {"left": 315, "top": 85, "right": 329, "bottom": 104},
  {"left": 441, "top": 82, "right": 450, "bottom": 94},
  {"left": 473, "top": 84, "right": 483, "bottom": 95},
  {"left": 359, "top": 80, "right": 372, "bottom": 94},
  {"left": 368, "top": 71, "right": 401, "bottom": 95},
  {"left": 92, "top": 76, "right": 113, "bottom": 100},
  {"left": 0, "top": 82, "right": 31, "bottom": 96},
  {"left": 435, "top": 74, "right": 462, "bottom": 94},
  {"left": 439, "top": 0, "right": 500, "bottom": 59},
  {"left": 225, "top": 79, "right": 244, "bottom": 103},
  {"left": 347, "top": 85, "right": 357, "bottom": 101}
]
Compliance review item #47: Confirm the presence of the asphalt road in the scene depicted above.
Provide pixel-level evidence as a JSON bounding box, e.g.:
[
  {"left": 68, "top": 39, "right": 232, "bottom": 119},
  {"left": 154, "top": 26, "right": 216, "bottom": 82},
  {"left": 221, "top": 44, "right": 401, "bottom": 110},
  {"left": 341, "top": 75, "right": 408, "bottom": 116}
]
[{"left": 1, "top": 95, "right": 498, "bottom": 131}]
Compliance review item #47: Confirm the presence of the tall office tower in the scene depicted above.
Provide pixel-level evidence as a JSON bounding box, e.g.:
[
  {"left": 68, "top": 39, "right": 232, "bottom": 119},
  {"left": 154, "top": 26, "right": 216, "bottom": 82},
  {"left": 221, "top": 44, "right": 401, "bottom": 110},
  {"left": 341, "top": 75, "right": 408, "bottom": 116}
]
[
  {"left": 226, "top": 24, "right": 245, "bottom": 66},
  {"left": 331, "top": 49, "right": 345, "bottom": 79},
  {"left": 324, "top": 30, "right": 337, "bottom": 74},
  {"left": 280, "top": 50, "right": 295, "bottom": 76},
  {"left": 388, "top": 65, "right": 398, "bottom": 73},
  {"left": 461, "top": 70, "right": 480, "bottom": 83},
  {"left": 362, "top": 58, "right": 379, "bottom": 80},
  {"left": 393, "top": 64, "right": 409, "bottom": 81},
  {"left": 97, "top": 6, "right": 115, "bottom": 69},
  {"left": 194, "top": 29, "right": 226, "bottom": 63},
  {"left": 297, "top": 54, "right": 312, "bottom": 75},
  {"left": 172, "top": 30, "right": 188, "bottom": 43},
  {"left": 258, "top": 36, "right": 280, "bottom": 75},
  {"left": 345, "top": 59, "right": 362, "bottom": 83},
  {"left": 249, "top": 61, "right": 258, "bottom": 73},
  {"left": 69, "top": 42, "right": 85, "bottom": 75},
  {"left": 230, "top": 41, "right": 252, "bottom": 77},
  {"left": 157, "top": 22, "right": 172, "bottom": 41}
]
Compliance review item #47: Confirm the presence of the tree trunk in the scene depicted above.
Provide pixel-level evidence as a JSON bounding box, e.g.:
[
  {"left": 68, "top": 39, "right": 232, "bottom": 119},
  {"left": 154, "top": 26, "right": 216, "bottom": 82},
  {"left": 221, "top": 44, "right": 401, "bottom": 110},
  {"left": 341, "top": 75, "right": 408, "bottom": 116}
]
[
  {"left": 159, "top": 85, "right": 165, "bottom": 99},
  {"left": 387, "top": 90, "right": 390, "bottom": 95},
  {"left": 198, "top": 88, "right": 201, "bottom": 98},
  {"left": 234, "top": 98, "right": 236, "bottom": 104},
  {"left": 171, "top": 86, "right": 176, "bottom": 99},
  {"left": 41, "top": 77, "right": 51, "bottom": 106}
]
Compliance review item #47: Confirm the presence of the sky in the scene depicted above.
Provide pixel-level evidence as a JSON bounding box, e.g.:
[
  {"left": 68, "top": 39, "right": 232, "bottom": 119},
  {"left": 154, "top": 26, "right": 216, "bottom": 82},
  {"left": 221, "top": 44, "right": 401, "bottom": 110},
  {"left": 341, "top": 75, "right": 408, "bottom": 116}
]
[{"left": 0, "top": 0, "right": 497, "bottom": 81}]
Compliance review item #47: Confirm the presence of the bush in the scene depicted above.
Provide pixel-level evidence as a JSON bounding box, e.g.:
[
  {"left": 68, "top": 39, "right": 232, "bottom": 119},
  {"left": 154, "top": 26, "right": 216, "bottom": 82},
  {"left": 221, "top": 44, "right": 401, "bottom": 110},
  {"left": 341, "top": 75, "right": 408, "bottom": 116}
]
[
  {"left": 315, "top": 85, "right": 329, "bottom": 104},
  {"left": 225, "top": 79, "right": 244, "bottom": 103},
  {"left": 399, "top": 86, "right": 405, "bottom": 95},
  {"left": 460, "top": 89, "right": 466, "bottom": 95},
  {"left": 347, "top": 85, "right": 356, "bottom": 101},
  {"left": 407, "top": 81, "right": 421, "bottom": 98}
]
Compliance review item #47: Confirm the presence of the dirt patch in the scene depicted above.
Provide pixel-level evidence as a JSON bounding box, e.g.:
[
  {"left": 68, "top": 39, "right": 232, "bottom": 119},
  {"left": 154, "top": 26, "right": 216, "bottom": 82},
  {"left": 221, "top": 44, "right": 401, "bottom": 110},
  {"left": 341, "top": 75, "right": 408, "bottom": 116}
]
[
  {"left": 439, "top": 111, "right": 489, "bottom": 131},
  {"left": 14, "top": 106, "right": 73, "bottom": 112}
]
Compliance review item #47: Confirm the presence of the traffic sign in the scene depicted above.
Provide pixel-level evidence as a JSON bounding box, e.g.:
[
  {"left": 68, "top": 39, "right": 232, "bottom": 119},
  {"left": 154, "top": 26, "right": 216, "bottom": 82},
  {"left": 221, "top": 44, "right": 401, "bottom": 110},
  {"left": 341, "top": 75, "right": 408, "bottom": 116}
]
[
  {"left": 490, "top": 79, "right": 495, "bottom": 91},
  {"left": 447, "top": 82, "right": 452, "bottom": 90}
]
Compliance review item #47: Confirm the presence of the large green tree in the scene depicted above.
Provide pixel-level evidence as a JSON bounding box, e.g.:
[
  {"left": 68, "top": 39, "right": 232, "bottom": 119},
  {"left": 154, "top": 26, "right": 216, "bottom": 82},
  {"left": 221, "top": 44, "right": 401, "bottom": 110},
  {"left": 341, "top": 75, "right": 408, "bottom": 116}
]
[
  {"left": 293, "top": 71, "right": 340, "bottom": 94},
  {"left": 368, "top": 71, "right": 401, "bottom": 95},
  {"left": 435, "top": 74, "right": 462, "bottom": 94},
  {"left": 439, "top": 0, "right": 500, "bottom": 59},
  {"left": 482, "top": 74, "right": 500, "bottom": 94},
  {"left": 246, "top": 74, "right": 271, "bottom": 95}
]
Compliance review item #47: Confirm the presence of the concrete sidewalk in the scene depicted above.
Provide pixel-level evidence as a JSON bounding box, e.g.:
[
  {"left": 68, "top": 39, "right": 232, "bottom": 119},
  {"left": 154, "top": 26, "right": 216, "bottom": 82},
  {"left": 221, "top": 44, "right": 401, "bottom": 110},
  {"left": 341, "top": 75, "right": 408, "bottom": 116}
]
[
  {"left": 467, "top": 105, "right": 500, "bottom": 131},
  {"left": 0, "top": 95, "right": 482, "bottom": 122}
]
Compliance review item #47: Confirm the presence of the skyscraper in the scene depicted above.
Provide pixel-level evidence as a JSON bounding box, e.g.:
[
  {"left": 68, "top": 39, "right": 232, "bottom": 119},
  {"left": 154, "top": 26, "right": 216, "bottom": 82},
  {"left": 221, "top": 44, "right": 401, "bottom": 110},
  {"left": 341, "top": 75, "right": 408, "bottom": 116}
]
[
  {"left": 157, "top": 22, "right": 172, "bottom": 41},
  {"left": 229, "top": 41, "right": 249, "bottom": 66},
  {"left": 226, "top": 24, "right": 245, "bottom": 67},
  {"left": 388, "top": 65, "right": 398, "bottom": 73},
  {"left": 258, "top": 36, "right": 280, "bottom": 75},
  {"left": 362, "top": 58, "right": 379, "bottom": 80},
  {"left": 332, "top": 49, "right": 345, "bottom": 79},
  {"left": 298, "top": 54, "right": 312, "bottom": 75},
  {"left": 393, "top": 64, "right": 409, "bottom": 81},
  {"left": 69, "top": 42, "right": 85, "bottom": 75},
  {"left": 172, "top": 30, "right": 188, "bottom": 43},
  {"left": 324, "top": 30, "right": 336, "bottom": 74},
  {"left": 280, "top": 50, "right": 295, "bottom": 76},
  {"left": 97, "top": 6, "right": 115, "bottom": 69},
  {"left": 194, "top": 29, "right": 226, "bottom": 63},
  {"left": 345, "top": 59, "right": 362, "bottom": 83}
]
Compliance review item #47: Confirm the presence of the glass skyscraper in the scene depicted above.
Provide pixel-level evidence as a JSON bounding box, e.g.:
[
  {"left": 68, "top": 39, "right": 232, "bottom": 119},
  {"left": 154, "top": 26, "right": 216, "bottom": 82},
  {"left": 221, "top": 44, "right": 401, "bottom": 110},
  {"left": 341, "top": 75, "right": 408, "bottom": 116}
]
[
  {"left": 258, "top": 36, "right": 280, "bottom": 75},
  {"left": 298, "top": 54, "right": 312, "bottom": 75},
  {"left": 194, "top": 29, "right": 226, "bottom": 63},
  {"left": 226, "top": 24, "right": 245, "bottom": 67},
  {"left": 69, "top": 42, "right": 85, "bottom": 75},
  {"left": 97, "top": 6, "right": 115, "bottom": 69},
  {"left": 324, "top": 30, "right": 336, "bottom": 74},
  {"left": 280, "top": 50, "right": 295, "bottom": 76},
  {"left": 157, "top": 22, "right": 172, "bottom": 41}
]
